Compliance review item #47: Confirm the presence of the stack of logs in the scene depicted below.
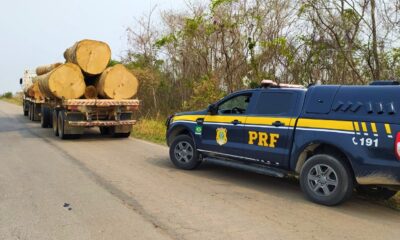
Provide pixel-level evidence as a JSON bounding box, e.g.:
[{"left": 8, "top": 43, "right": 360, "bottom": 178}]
[{"left": 32, "top": 39, "right": 139, "bottom": 100}]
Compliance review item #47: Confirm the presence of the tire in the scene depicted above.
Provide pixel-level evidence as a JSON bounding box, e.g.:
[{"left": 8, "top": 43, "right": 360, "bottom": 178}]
[
  {"left": 356, "top": 186, "right": 398, "bottom": 200},
  {"left": 99, "top": 127, "right": 111, "bottom": 136},
  {"left": 32, "top": 104, "right": 36, "bottom": 121},
  {"left": 28, "top": 103, "right": 33, "bottom": 121},
  {"left": 52, "top": 109, "right": 59, "bottom": 136},
  {"left": 40, "top": 106, "right": 51, "bottom": 128},
  {"left": 169, "top": 135, "right": 201, "bottom": 170},
  {"left": 58, "top": 110, "right": 69, "bottom": 140},
  {"left": 113, "top": 132, "right": 131, "bottom": 138},
  {"left": 107, "top": 126, "right": 131, "bottom": 138},
  {"left": 23, "top": 101, "right": 28, "bottom": 116},
  {"left": 300, "top": 154, "right": 354, "bottom": 206}
]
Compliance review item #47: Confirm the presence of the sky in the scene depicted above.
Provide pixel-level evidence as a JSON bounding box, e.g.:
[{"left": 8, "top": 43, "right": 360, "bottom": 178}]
[{"left": 0, "top": 0, "right": 187, "bottom": 93}]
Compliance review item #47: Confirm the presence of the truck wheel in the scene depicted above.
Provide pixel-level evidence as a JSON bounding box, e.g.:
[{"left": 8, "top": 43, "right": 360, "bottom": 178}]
[
  {"left": 99, "top": 127, "right": 111, "bottom": 135},
  {"left": 113, "top": 132, "right": 131, "bottom": 138},
  {"left": 32, "top": 104, "right": 39, "bottom": 121},
  {"left": 52, "top": 109, "right": 59, "bottom": 136},
  {"left": 41, "top": 106, "right": 51, "bottom": 128},
  {"left": 58, "top": 110, "right": 69, "bottom": 140},
  {"left": 169, "top": 135, "right": 201, "bottom": 170},
  {"left": 300, "top": 154, "right": 354, "bottom": 206},
  {"left": 28, "top": 103, "right": 33, "bottom": 121},
  {"left": 356, "top": 186, "right": 398, "bottom": 200},
  {"left": 23, "top": 101, "right": 28, "bottom": 116}
]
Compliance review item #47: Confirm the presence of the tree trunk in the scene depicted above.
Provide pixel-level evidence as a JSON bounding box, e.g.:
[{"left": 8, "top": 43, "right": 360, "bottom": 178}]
[
  {"left": 26, "top": 81, "right": 44, "bottom": 100},
  {"left": 35, "top": 63, "right": 62, "bottom": 76},
  {"left": 64, "top": 39, "right": 111, "bottom": 76},
  {"left": 84, "top": 86, "right": 98, "bottom": 99},
  {"left": 34, "top": 63, "right": 86, "bottom": 99},
  {"left": 371, "top": 0, "right": 380, "bottom": 80},
  {"left": 96, "top": 64, "right": 139, "bottom": 99}
]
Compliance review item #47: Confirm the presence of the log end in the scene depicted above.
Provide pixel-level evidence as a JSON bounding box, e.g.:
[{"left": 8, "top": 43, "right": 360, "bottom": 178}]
[
  {"left": 98, "top": 64, "right": 139, "bottom": 100},
  {"left": 74, "top": 39, "right": 111, "bottom": 75}
]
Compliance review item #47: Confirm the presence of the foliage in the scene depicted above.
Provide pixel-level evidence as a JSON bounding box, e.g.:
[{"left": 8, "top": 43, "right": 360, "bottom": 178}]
[
  {"left": 108, "top": 59, "right": 121, "bottom": 67},
  {"left": 184, "top": 75, "right": 226, "bottom": 110},
  {"left": 131, "top": 118, "right": 166, "bottom": 145},
  {"left": 1, "top": 92, "right": 13, "bottom": 98},
  {"left": 125, "top": 0, "right": 400, "bottom": 119}
]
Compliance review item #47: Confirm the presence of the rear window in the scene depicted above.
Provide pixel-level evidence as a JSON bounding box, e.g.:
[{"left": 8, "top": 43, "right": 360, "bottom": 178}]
[{"left": 255, "top": 92, "right": 296, "bottom": 115}]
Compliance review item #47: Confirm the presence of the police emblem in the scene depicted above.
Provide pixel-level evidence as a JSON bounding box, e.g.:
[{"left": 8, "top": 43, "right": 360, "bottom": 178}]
[{"left": 216, "top": 128, "right": 228, "bottom": 146}]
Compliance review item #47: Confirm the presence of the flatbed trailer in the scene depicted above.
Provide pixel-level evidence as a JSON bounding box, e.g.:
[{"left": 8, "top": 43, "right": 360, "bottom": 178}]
[{"left": 39, "top": 98, "right": 140, "bottom": 139}]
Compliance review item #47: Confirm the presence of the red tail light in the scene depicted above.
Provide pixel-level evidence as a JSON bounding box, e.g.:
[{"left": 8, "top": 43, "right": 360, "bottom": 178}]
[{"left": 395, "top": 132, "right": 400, "bottom": 160}]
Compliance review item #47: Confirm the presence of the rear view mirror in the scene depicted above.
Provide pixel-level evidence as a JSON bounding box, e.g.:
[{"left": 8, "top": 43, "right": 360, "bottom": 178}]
[
  {"left": 19, "top": 78, "right": 22, "bottom": 85},
  {"left": 207, "top": 104, "right": 218, "bottom": 115}
]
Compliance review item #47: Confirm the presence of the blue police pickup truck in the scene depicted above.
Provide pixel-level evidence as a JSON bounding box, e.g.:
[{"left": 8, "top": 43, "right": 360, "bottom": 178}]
[{"left": 165, "top": 81, "right": 400, "bottom": 205}]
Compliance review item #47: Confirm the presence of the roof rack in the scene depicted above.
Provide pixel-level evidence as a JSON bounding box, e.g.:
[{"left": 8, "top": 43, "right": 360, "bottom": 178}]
[{"left": 260, "top": 80, "right": 305, "bottom": 89}]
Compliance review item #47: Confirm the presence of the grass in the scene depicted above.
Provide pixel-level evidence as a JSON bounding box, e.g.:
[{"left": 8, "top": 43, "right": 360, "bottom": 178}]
[
  {"left": 387, "top": 192, "right": 400, "bottom": 210},
  {"left": 131, "top": 118, "right": 166, "bottom": 145},
  {"left": 0, "top": 96, "right": 22, "bottom": 105}
]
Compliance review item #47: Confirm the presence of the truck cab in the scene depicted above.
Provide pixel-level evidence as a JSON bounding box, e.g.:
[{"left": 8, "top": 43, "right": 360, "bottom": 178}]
[{"left": 166, "top": 81, "right": 400, "bottom": 206}]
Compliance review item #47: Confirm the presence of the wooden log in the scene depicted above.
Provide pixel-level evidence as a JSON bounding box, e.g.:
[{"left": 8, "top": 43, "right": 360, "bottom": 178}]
[
  {"left": 35, "top": 63, "right": 62, "bottom": 76},
  {"left": 96, "top": 64, "right": 139, "bottom": 99},
  {"left": 35, "top": 63, "right": 86, "bottom": 99},
  {"left": 64, "top": 39, "right": 111, "bottom": 76},
  {"left": 84, "top": 86, "right": 98, "bottom": 99},
  {"left": 27, "top": 81, "right": 44, "bottom": 100}
]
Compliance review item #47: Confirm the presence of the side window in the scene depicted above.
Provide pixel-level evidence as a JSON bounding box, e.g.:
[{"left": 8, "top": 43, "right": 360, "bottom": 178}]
[
  {"left": 255, "top": 92, "right": 295, "bottom": 115},
  {"left": 218, "top": 94, "right": 252, "bottom": 115}
]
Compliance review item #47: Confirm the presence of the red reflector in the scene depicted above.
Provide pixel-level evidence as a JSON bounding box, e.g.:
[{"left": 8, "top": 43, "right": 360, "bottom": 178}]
[
  {"left": 68, "top": 105, "right": 79, "bottom": 111},
  {"left": 395, "top": 132, "right": 400, "bottom": 160}
]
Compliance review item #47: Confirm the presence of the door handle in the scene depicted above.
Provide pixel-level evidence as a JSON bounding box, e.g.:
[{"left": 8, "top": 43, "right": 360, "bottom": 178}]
[
  {"left": 272, "top": 121, "right": 285, "bottom": 127},
  {"left": 231, "top": 120, "right": 242, "bottom": 125}
]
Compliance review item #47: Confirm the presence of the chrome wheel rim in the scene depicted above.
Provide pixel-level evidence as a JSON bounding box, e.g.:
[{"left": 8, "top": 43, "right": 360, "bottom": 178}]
[
  {"left": 307, "top": 164, "right": 338, "bottom": 197},
  {"left": 174, "top": 141, "right": 194, "bottom": 163}
]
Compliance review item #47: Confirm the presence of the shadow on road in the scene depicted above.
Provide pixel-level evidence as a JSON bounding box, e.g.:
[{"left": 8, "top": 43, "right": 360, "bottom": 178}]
[{"left": 150, "top": 155, "right": 400, "bottom": 219}]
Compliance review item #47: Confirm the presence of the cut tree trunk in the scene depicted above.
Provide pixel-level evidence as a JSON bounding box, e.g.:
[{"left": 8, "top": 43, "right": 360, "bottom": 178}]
[
  {"left": 64, "top": 39, "right": 111, "bottom": 76},
  {"left": 84, "top": 86, "right": 98, "bottom": 99},
  {"left": 27, "top": 81, "right": 44, "bottom": 100},
  {"left": 35, "top": 63, "right": 62, "bottom": 76},
  {"left": 34, "top": 63, "right": 86, "bottom": 99},
  {"left": 96, "top": 64, "right": 139, "bottom": 99}
]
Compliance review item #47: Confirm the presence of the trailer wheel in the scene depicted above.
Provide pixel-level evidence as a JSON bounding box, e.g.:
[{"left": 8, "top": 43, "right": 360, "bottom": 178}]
[
  {"left": 41, "top": 106, "right": 51, "bottom": 128},
  {"left": 58, "top": 110, "right": 69, "bottom": 140},
  {"left": 99, "top": 127, "right": 111, "bottom": 135},
  {"left": 52, "top": 109, "right": 59, "bottom": 136},
  {"left": 109, "top": 126, "right": 131, "bottom": 138},
  {"left": 31, "top": 103, "right": 39, "bottom": 121},
  {"left": 28, "top": 103, "right": 33, "bottom": 121},
  {"left": 23, "top": 101, "right": 28, "bottom": 116},
  {"left": 113, "top": 132, "right": 131, "bottom": 138}
]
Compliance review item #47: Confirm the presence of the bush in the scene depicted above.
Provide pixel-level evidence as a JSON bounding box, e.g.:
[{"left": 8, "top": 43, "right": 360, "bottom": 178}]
[{"left": 1, "top": 92, "right": 13, "bottom": 98}]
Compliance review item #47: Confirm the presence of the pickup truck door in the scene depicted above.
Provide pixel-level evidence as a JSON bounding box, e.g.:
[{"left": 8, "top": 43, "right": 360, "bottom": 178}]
[
  {"left": 199, "top": 92, "right": 255, "bottom": 159},
  {"left": 241, "top": 91, "right": 298, "bottom": 168}
]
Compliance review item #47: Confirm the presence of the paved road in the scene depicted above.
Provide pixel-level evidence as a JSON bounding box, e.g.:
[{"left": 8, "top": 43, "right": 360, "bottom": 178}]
[{"left": 0, "top": 101, "right": 399, "bottom": 240}]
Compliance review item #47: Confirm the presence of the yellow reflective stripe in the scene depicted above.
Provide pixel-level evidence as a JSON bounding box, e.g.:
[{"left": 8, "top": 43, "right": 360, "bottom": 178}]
[
  {"left": 354, "top": 122, "right": 360, "bottom": 132},
  {"left": 371, "top": 123, "right": 377, "bottom": 133},
  {"left": 172, "top": 115, "right": 204, "bottom": 122},
  {"left": 361, "top": 122, "right": 368, "bottom": 132},
  {"left": 204, "top": 115, "right": 247, "bottom": 123},
  {"left": 245, "top": 117, "right": 292, "bottom": 126},
  {"left": 297, "top": 119, "right": 354, "bottom": 131},
  {"left": 385, "top": 123, "right": 392, "bottom": 135}
]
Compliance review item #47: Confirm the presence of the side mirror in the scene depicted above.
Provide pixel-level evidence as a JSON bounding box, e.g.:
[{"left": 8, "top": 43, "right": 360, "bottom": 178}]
[
  {"left": 19, "top": 78, "right": 22, "bottom": 85},
  {"left": 207, "top": 104, "right": 218, "bottom": 115}
]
